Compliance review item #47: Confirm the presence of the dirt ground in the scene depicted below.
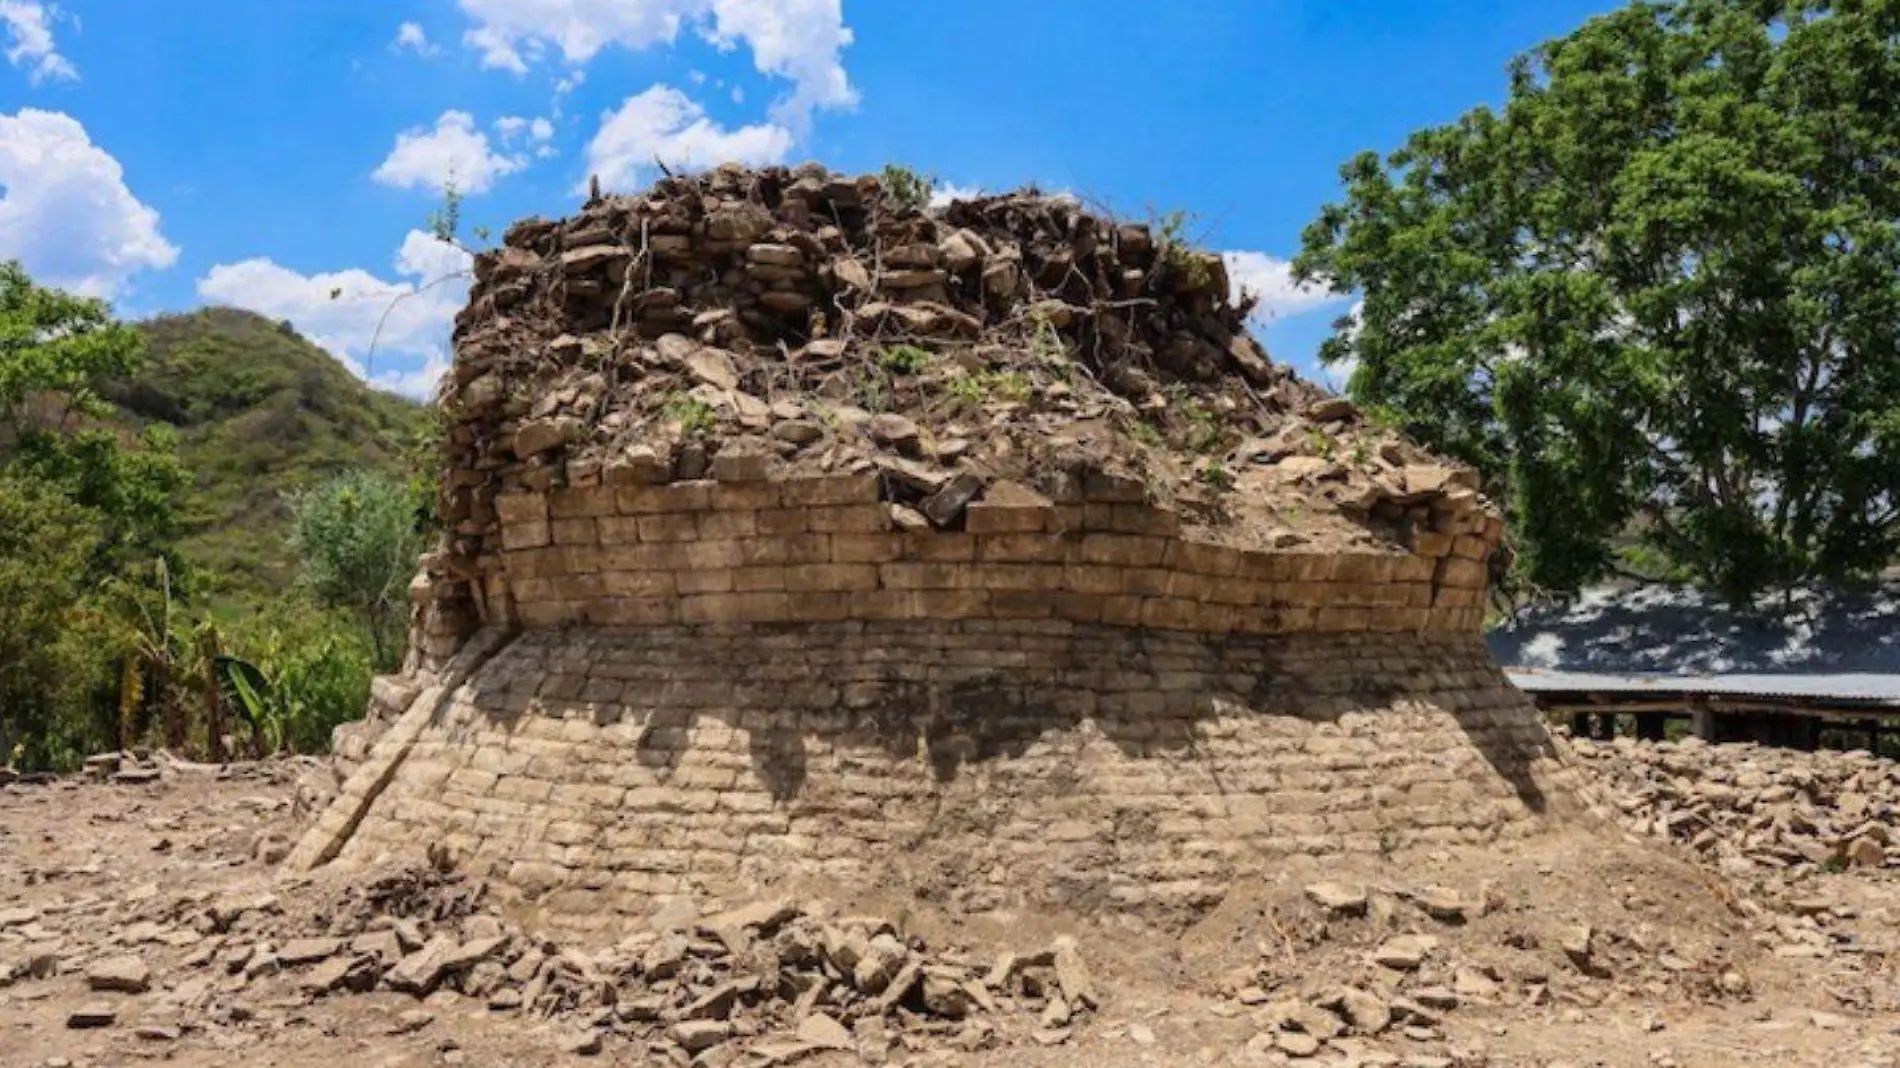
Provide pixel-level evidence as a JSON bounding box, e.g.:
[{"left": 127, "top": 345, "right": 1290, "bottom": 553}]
[{"left": 2, "top": 757, "right": 1897, "bottom": 1068}]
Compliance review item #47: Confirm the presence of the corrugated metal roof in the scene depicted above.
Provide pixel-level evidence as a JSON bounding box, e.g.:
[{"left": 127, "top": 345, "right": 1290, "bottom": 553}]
[
  {"left": 1507, "top": 669, "right": 1900, "bottom": 704},
  {"left": 1488, "top": 582, "right": 1900, "bottom": 676}
]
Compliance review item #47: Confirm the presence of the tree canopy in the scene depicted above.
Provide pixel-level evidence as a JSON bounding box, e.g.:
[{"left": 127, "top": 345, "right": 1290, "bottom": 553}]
[{"left": 1294, "top": 0, "right": 1900, "bottom": 604}]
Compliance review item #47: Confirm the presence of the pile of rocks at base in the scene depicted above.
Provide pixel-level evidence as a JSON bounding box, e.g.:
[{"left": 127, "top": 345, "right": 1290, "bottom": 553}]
[
  {"left": 1206, "top": 878, "right": 1752, "bottom": 1064},
  {"left": 435, "top": 163, "right": 1496, "bottom": 575},
  {"left": 174, "top": 868, "right": 1098, "bottom": 1063},
  {"left": 1572, "top": 737, "right": 1896, "bottom": 876}
]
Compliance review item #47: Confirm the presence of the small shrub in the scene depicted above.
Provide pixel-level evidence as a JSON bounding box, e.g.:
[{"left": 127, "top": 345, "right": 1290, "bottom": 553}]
[
  {"left": 286, "top": 469, "right": 426, "bottom": 671},
  {"left": 1198, "top": 461, "right": 1234, "bottom": 490},
  {"left": 1305, "top": 426, "right": 1338, "bottom": 460},
  {"left": 858, "top": 372, "right": 888, "bottom": 413},
  {"left": 1154, "top": 209, "right": 1213, "bottom": 290},
  {"left": 946, "top": 372, "right": 985, "bottom": 406},
  {"left": 663, "top": 394, "right": 718, "bottom": 434},
  {"left": 881, "top": 164, "right": 936, "bottom": 210},
  {"left": 943, "top": 370, "right": 1031, "bottom": 407},
  {"left": 879, "top": 345, "right": 932, "bottom": 376},
  {"left": 1129, "top": 420, "right": 1164, "bottom": 448},
  {"left": 988, "top": 371, "right": 1032, "bottom": 403},
  {"left": 1176, "top": 394, "right": 1223, "bottom": 453},
  {"left": 1029, "top": 315, "right": 1066, "bottom": 364}
]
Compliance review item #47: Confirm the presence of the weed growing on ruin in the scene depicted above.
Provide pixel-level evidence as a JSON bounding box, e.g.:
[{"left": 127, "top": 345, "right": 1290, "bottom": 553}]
[
  {"left": 1129, "top": 420, "right": 1164, "bottom": 448},
  {"left": 425, "top": 178, "right": 493, "bottom": 253},
  {"left": 988, "top": 370, "right": 1032, "bottom": 403},
  {"left": 1349, "top": 440, "right": 1370, "bottom": 466},
  {"left": 1029, "top": 313, "right": 1066, "bottom": 362},
  {"left": 879, "top": 344, "right": 933, "bottom": 376},
  {"left": 946, "top": 371, "right": 985, "bottom": 407},
  {"left": 881, "top": 164, "right": 936, "bottom": 210},
  {"left": 1172, "top": 391, "right": 1223, "bottom": 453},
  {"left": 1306, "top": 426, "right": 1338, "bottom": 460},
  {"left": 1154, "top": 208, "right": 1213, "bottom": 290},
  {"left": 1198, "top": 461, "right": 1234, "bottom": 490},
  {"left": 943, "top": 369, "right": 1031, "bottom": 408},
  {"left": 858, "top": 371, "right": 888, "bottom": 412},
  {"left": 662, "top": 394, "right": 717, "bottom": 435}
]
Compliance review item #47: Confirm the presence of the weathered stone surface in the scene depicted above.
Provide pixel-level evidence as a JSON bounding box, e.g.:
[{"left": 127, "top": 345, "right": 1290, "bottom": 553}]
[
  {"left": 385, "top": 935, "right": 459, "bottom": 994},
  {"left": 86, "top": 956, "right": 151, "bottom": 993},
  {"left": 796, "top": 1012, "right": 852, "bottom": 1049},
  {"left": 278, "top": 937, "right": 342, "bottom": 966},
  {"left": 68, "top": 1002, "right": 116, "bottom": 1028},
  {"left": 1373, "top": 935, "right": 1438, "bottom": 972},
  {"left": 1304, "top": 883, "right": 1368, "bottom": 917}
]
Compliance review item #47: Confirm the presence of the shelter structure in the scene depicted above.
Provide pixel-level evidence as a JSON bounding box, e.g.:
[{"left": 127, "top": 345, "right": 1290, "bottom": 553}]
[{"left": 1491, "top": 583, "right": 1900, "bottom": 750}]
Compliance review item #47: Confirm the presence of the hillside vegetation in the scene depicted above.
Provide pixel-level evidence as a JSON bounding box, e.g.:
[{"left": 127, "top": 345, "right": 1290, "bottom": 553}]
[{"left": 105, "top": 308, "right": 433, "bottom": 597}]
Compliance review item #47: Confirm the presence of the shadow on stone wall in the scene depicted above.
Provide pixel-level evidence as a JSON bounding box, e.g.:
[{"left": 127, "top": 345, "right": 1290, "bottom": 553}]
[{"left": 453, "top": 622, "right": 1560, "bottom": 819}]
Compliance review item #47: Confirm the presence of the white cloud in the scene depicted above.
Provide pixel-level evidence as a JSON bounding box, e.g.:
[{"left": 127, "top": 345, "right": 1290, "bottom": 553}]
[
  {"left": 394, "top": 21, "right": 441, "bottom": 57},
  {"left": 496, "top": 115, "right": 559, "bottom": 159},
  {"left": 0, "top": 109, "right": 177, "bottom": 298},
  {"left": 927, "top": 182, "right": 983, "bottom": 210},
  {"left": 196, "top": 231, "right": 472, "bottom": 400},
  {"left": 453, "top": 0, "right": 854, "bottom": 126},
  {"left": 373, "top": 110, "right": 526, "bottom": 195},
  {"left": 585, "top": 84, "right": 792, "bottom": 192},
  {"left": 494, "top": 114, "right": 554, "bottom": 144},
  {"left": 0, "top": 1, "right": 75, "bottom": 84},
  {"left": 1222, "top": 250, "right": 1349, "bottom": 323}
]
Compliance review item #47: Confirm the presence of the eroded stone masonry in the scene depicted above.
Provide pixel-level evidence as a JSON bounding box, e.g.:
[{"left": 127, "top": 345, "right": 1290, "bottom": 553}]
[{"left": 290, "top": 165, "right": 1583, "bottom": 924}]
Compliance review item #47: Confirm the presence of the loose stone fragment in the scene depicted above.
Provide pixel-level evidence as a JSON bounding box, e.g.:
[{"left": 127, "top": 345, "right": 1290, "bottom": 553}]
[{"left": 86, "top": 956, "right": 151, "bottom": 994}]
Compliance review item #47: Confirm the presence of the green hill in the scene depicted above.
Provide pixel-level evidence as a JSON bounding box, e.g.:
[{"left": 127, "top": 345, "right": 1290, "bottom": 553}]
[{"left": 105, "top": 308, "right": 434, "bottom": 598}]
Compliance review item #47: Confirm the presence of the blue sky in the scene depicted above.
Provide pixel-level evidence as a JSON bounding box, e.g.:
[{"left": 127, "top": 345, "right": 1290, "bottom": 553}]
[{"left": 0, "top": 0, "right": 1612, "bottom": 398}]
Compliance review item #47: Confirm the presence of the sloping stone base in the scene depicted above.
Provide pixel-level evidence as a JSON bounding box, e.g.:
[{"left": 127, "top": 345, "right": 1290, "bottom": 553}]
[{"left": 298, "top": 620, "right": 1581, "bottom": 928}]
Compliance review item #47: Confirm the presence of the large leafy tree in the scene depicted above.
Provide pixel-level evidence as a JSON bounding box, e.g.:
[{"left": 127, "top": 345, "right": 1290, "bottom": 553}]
[
  {"left": 1294, "top": 0, "right": 1900, "bottom": 604},
  {"left": 0, "top": 262, "right": 189, "bottom": 766},
  {"left": 0, "top": 261, "right": 186, "bottom": 579}
]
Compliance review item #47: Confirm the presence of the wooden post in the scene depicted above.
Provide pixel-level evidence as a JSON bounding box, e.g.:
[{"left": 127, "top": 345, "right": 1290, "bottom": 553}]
[{"left": 1692, "top": 706, "right": 1718, "bottom": 742}]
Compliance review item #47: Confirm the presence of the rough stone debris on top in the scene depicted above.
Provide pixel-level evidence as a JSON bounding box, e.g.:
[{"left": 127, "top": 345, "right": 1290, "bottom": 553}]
[{"left": 432, "top": 163, "right": 1500, "bottom": 587}]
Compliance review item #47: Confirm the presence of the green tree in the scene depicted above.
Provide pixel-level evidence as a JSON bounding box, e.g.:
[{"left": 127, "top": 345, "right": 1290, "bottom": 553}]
[
  {"left": 287, "top": 469, "right": 425, "bottom": 670},
  {"left": 0, "top": 477, "right": 108, "bottom": 767},
  {"left": 1294, "top": 0, "right": 1900, "bottom": 604},
  {"left": 0, "top": 263, "right": 189, "bottom": 767}
]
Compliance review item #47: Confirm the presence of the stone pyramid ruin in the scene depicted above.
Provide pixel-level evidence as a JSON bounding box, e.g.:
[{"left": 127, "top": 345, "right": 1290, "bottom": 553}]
[{"left": 289, "top": 164, "right": 1584, "bottom": 929}]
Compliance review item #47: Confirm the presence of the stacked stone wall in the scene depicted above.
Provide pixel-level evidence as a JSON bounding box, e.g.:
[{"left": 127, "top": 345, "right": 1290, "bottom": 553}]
[
  {"left": 467, "top": 471, "right": 1495, "bottom": 642},
  {"left": 333, "top": 621, "right": 1574, "bottom": 928}
]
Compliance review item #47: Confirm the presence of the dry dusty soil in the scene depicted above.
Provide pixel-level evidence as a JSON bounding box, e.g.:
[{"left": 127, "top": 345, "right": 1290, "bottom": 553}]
[{"left": 2, "top": 745, "right": 1898, "bottom": 1068}]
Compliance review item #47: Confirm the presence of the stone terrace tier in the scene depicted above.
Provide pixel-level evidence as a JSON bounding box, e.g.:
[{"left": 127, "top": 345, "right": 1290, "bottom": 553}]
[{"left": 408, "top": 468, "right": 1501, "bottom": 669}]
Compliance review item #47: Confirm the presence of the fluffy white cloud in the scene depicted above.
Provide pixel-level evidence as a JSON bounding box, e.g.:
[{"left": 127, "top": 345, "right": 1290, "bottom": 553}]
[
  {"left": 927, "top": 182, "right": 983, "bottom": 210},
  {"left": 495, "top": 115, "right": 554, "bottom": 142},
  {"left": 393, "top": 21, "right": 440, "bottom": 57},
  {"left": 196, "top": 231, "right": 472, "bottom": 400},
  {"left": 373, "top": 110, "right": 526, "bottom": 195},
  {"left": 453, "top": 0, "right": 854, "bottom": 126},
  {"left": 585, "top": 84, "right": 792, "bottom": 192},
  {"left": 0, "top": 109, "right": 177, "bottom": 298},
  {"left": 0, "top": 1, "right": 74, "bottom": 84},
  {"left": 1222, "top": 250, "right": 1349, "bottom": 323}
]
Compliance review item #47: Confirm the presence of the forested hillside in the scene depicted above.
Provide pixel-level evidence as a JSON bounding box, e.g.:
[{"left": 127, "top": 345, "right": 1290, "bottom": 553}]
[{"left": 105, "top": 308, "right": 433, "bottom": 597}]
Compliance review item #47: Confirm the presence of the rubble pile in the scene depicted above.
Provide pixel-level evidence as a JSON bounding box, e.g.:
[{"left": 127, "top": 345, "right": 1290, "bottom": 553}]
[
  {"left": 1204, "top": 879, "right": 1752, "bottom": 1063},
  {"left": 64, "top": 867, "right": 1097, "bottom": 1062},
  {"left": 1572, "top": 738, "right": 1897, "bottom": 877},
  {"left": 436, "top": 164, "right": 1489, "bottom": 572}
]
